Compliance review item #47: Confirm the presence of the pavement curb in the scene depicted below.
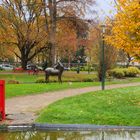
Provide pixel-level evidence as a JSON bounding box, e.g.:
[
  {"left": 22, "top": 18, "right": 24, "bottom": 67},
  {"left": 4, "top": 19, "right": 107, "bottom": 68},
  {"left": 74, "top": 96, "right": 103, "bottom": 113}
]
[{"left": 0, "top": 124, "right": 140, "bottom": 132}]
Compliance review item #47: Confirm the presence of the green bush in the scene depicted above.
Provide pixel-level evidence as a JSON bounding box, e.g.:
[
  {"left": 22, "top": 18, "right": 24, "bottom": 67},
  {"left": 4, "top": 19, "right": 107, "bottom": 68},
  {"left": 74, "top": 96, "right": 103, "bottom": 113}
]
[
  {"left": 82, "top": 78, "right": 94, "bottom": 82},
  {"left": 125, "top": 67, "right": 140, "bottom": 77},
  {"left": 81, "top": 66, "right": 96, "bottom": 71},
  {"left": 0, "top": 67, "right": 4, "bottom": 71},
  {"left": 35, "top": 73, "right": 97, "bottom": 83},
  {"left": 108, "top": 68, "right": 125, "bottom": 78},
  {"left": 70, "top": 67, "right": 77, "bottom": 71},
  {"left": 108, "top": 67, "right": 140, "bottom": 78},
  {"left": 36, "top": 78, "right": 59, "bottom": 83},
  {"left": 36, "top": 78, "right": 46, "bottom": 83},
  {"left": 7, "top": 80, "right": 20, "bottom": 84},
  {"left": 70, "top": 66, "right": 95, "bottom": 72}
]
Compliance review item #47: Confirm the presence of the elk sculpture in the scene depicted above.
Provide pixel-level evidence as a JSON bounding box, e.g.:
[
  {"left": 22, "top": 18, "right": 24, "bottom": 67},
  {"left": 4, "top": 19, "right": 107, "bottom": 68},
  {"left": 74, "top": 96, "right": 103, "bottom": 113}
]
[{"left": 45, "top": 62, "right": 64, "bottom": 83}]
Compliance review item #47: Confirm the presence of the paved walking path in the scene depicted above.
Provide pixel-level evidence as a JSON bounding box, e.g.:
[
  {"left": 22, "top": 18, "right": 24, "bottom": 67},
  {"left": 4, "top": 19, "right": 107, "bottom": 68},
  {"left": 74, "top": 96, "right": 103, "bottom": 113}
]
[{"left": 4, "top": 82, "right": 140, "bottom": 124}]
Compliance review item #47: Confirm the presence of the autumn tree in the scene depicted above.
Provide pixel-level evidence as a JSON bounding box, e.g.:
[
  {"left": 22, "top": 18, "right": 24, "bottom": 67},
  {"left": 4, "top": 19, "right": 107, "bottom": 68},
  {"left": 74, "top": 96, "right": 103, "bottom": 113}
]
[
  {"left": 0, "top": 0, "right": 96, "bottom": 68},
  {"left": 106, "top": 0, "right": 140, "bottom": 62},
  {"left": 85, "top": 25, "right": 100, "bottom": 74},
  {"left": 52, "top": 18, "right": 90, "bottom": 67},
  {"left": 0, "top": 0, "right": 48, "bottom": 69},
  {"left": 42, "top": 0, "right": 95, "bottom": 66},
  {"left": 56, "top": 20, "right": 77, "bottom": 66},
  {"left": 86, "top": 24, "right": 118, "bottom": 81},
  {"left": 116, "top": 50, "right": 135, "bottom": 67}
]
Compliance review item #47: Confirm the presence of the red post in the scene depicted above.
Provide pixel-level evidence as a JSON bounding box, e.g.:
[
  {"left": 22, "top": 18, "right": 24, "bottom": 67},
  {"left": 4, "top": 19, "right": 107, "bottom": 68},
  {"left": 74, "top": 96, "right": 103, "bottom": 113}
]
[{"left": 0, "top": 80, "right": 5, "bottom": 120}]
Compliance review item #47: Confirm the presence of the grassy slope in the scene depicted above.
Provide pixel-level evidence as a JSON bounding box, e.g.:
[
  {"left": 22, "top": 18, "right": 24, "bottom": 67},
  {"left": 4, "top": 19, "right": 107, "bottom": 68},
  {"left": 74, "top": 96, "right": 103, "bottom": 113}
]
[
  {"left": 1, "top": 72, "right": 140, "bottom": 83},
  {"left": 0, "top": 72, "right": 96, "bottom": 83},
  {"left": 1, "top": 72, "right": 140, "bottom": 98},
  {"left": 36, "top": 86, "right": 140, "bottom": 126},
  {"left": 6, "top": 82, "right": 98, "bottom": 98},
  {"left": 0, "top": 73, "right": 40, "bottom": 83},
  {"left": 6, "top": 77, "right": 140, "bottom": 98}
]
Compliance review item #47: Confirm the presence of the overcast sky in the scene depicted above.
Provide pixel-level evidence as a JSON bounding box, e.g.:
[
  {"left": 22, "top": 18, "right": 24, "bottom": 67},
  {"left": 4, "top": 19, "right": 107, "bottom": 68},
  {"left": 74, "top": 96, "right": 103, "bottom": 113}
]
[
  {"left": 97, "top": 0, "right": 116, "bottom": 19},
  {"left": 86, "top": 0, "right": 116, "bottom": 20}
]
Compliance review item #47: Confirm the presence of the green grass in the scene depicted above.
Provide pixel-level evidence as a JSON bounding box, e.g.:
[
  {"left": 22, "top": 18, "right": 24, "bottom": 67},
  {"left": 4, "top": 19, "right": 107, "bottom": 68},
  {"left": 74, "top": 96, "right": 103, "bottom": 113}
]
[
  {"left": 5, "top": 78, "right": 140, "bottom": 98},
  {"left": 0, "top": 72, "right": 96, "bottom": 83},
  {"left": 6, "top": 82, "right": 97, "bottom": 98},
  {"left": 1, "top": 72, "right": 140, "bottom": 98},
  {"left": 0, "top": 73, "right": 42, "bottom": 83},
  {"left": 1, "top": 71, "right": 140, "bottom": 83},
  {"left": 36, "top": 86, "right": 140, "bottom": 126}
]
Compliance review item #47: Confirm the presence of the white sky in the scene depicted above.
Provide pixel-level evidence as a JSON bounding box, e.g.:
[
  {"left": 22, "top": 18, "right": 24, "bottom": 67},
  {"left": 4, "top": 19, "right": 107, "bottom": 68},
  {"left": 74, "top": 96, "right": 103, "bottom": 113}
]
[
  {"left": 97, "top": 0, "right": 116, "bottom": 19},
  {"left": 86, "top": 0, "right": 116, "bottom": 20}
]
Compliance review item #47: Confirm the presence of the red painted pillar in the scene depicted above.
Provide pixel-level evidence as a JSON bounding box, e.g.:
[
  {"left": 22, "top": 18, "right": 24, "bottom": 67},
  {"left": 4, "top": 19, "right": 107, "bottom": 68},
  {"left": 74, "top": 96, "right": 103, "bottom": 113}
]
[{"left": 0, "top": 80, "right": 5, "bottom": 120}]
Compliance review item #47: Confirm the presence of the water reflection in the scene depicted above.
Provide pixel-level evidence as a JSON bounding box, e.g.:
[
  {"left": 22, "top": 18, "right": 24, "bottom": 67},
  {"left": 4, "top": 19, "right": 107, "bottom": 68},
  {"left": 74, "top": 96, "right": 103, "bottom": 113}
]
[{"left": 0, "top": 130, "right": 139, "bottom": 140}]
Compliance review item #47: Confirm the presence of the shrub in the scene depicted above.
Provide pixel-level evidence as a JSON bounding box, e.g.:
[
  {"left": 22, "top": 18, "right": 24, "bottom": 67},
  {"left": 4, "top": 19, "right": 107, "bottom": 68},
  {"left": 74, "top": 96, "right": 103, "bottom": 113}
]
[
  {"left": 36, "top": 78, "right": 46, "bottom": 83},
  {"left": 82, "top": 78, "right": 94, "bottom": 82},
  {"left": 0, "top": 67, "right": 4, "bottom": 71},
  {"left": 70, "top": 66, "right": 95, "bottom": 72},
  {"left": 8, "top": 80, "right": 20, "bottom": 84},
  {"left": 81, "top": 66, "right": 92, "bottom": 71},
  {"left": 35, "top": 75, "right": 96, "bottom": 83},
  {"left": 108, "top": 68, "right": 125, "bottom": 78},
  {"left": 108, "top": 67, "right": 140, "bottom": 78},
  {"left": 125, "top": 67, "right": 140, "bottom": 77},
  {"left": 70, "top": 67, "right": 77, "bottom": 71}
]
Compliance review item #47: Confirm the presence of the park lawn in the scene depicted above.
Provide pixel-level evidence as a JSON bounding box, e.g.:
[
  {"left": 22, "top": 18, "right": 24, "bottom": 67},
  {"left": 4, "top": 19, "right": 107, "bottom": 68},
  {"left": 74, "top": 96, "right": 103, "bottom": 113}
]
[
  {"left": 6, "top": 77, "right": 140, "bottom": 98},
  {"left": 0, "top": 73, "right": 41, "bottom": 83},
  {"left": 2, "top": 71, "right": 140, "bottom": 98},
  {"left": 6, "top": 78, "right": 140, "bottom": 98},
  {"left": 36, "top": 86, "right": 140, "bottom": 126},
  {"left": 1, "top": 71, "right": 140, "bottom": 83},
  {"left": 6, "top": 82, "right": 98, "bottom": 98},
  {"left": 0, "top": 72, "right": 96, "bottom": 83}
]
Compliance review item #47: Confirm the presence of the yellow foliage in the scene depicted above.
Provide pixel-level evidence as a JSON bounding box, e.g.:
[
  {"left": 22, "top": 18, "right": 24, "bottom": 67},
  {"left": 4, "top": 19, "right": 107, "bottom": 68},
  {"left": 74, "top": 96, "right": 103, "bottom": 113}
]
[{"left": 106, "top": 0, "right": 140, "bottom": 59}]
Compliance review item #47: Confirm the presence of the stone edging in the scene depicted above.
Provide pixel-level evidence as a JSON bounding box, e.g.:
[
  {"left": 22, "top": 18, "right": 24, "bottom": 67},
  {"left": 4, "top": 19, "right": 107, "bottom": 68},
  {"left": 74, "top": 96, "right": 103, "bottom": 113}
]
[{"left": 0, "top": 124, "right": 140, "bottom": 132}]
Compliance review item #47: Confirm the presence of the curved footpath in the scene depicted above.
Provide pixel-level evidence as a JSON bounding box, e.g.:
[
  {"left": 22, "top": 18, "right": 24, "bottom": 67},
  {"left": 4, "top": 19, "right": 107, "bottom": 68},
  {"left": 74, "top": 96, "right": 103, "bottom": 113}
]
[{"left": 3, "top": 82, "right": 140, "bottom": 124}]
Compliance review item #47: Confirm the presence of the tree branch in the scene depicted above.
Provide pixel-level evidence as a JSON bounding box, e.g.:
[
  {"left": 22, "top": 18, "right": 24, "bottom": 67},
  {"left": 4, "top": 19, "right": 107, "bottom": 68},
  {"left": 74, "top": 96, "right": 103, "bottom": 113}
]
[
  {"left": 14, "top": 52, "right": 21, "bottom": 59},
  {"left": 28, "top": 46, "right": 49, "bottom": 61}
]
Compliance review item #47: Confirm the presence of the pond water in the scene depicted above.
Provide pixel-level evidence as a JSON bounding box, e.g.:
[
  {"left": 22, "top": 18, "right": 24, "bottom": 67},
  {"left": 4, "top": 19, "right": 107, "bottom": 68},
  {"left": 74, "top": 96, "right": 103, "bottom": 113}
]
[{"left": 0, "top": 130, "right": 139, "bottom": 140}]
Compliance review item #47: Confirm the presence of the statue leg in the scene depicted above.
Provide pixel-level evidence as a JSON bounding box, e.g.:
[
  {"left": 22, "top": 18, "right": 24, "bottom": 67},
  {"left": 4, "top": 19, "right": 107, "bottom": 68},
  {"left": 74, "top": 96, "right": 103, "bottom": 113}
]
[
  {"left": 45, "top": 73, "right": 49, "bottom": 83},
  {"left": 58, "top": 75, "right": 62, "bottom": 83}
]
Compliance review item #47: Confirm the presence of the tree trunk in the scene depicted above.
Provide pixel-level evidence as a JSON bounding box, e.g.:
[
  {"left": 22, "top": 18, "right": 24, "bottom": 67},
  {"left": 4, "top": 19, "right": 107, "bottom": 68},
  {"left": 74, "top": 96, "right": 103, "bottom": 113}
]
[
  {"left": 48, "top": 43, "right": 53, "bottom": 66},
  {"left": 49, "top": 0, "right": 57, "bottom": 66},
  {"left": 21, "top": 57, "right": 28, "bottom": 70},
  {"left": 126, "top": 53, "right": 132, "bottom": 68},
  {"left": 19, "top": 44, "right": 30, "bottom": 70},
  {"left": 68, "top": 54, "right": 71, "bottom": 68}
]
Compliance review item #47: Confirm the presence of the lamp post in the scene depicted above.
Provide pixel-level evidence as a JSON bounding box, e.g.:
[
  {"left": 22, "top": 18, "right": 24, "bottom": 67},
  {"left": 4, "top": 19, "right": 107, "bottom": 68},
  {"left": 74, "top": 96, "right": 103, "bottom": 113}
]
[
  {"left": 77, "top": 59, "right": 80, "bottom": 74},
  {"left": 101, "top": 25, "right": 106, "bottom": 90}
]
